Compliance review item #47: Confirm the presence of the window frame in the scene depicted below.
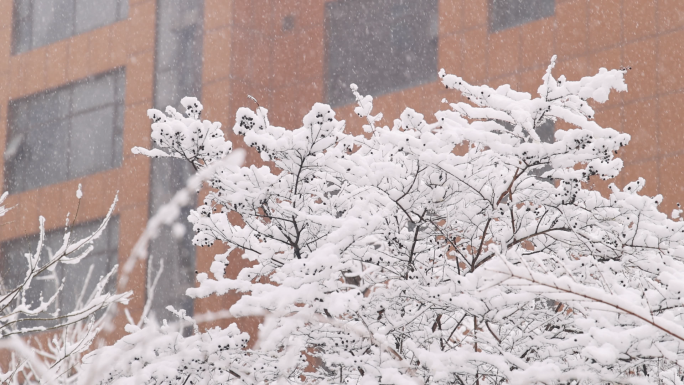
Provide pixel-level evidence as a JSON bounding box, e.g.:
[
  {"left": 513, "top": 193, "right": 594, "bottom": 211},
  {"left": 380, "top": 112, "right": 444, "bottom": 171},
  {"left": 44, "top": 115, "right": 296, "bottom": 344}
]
[
  {"left": 324, "top": 0, "right": 439, "bottom": 107},
  {"left": 11, "top": 0, "right": 129, "bottom": 55},
  {"left": 4, "top": 68, "right": 126, "bottom": 194},
  {"left": 488, "top": 0, "right": 556, "bottom": 33}
]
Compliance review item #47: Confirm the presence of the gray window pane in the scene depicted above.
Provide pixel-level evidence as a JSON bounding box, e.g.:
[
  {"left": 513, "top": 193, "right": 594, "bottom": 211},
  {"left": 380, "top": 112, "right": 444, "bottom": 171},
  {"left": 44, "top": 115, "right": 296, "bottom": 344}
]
[
  {"left": 500, "top": 120, "right": 555, "bottom": 143},
  {"left": 538, "top": 120, "right": 555, "bottom": 143},
  {"left": 112, "top": 106, "right": 124, "bottom": 169},
  {"left": 108, "top": 216, "right": 120, "bottom": 250},
  {"left": 6, "top": 88, "right": 71, "bottom": 192},
  {"left": 154, "top": 71, "right": 182, "bottom": 109},
  {"left": 148, "top": 0, "right": 204, "bottom": 323},
  {"left": 29, "top": 88, "right": 70, "bottom": 124},
  {"left": 117, "top": 0, "right": 128, "bottom": 21},
  {"left": 24, "top": 118, "right": 70, "bottom": 188},
  {"left": 325, "top": 0, "right": 438, "bottom": 106},
  {"left": 154, "top": 0, "right": 203, "bottom": 108},
  {"left": 0, "top": 238, "right": 46, "bottom": 301},
  {"left": 13, "top": 0, "right": 32, "bottom": 22},
  {"left": 532, "top": 120, "right": 554, "bottom": 181},
  {"left": 69, "top": 106, "right": 115, "bottom": 178},
  {"left": 31, "top": 0, "right": 74, "bottom": 49},
  {"left": 4, "top": 70, "right": 125, "bottom": 194},
  {"left": 12, "top": 0, "right": 33, "bottom": 53},
  {"left": 489, "top": 0, "right": 555, "bottom": 32},
  {"left": 72, "top": 73, "right": 116, "bottom": 113},
  {"left": 75, "top": 0, "right": 117, "bottom": 35},
  {"left": 12, "top": 0, "right": 127, "bottom": 54},
  {"left": 115, "top": 71, "right": 126, "bottom": 100}
]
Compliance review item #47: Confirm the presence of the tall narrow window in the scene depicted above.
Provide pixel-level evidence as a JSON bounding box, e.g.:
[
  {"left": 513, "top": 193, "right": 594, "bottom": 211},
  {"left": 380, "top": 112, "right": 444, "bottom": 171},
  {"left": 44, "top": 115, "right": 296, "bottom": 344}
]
[
  {"left": 147, "top": 0, "right": 204, "bottom": 322},
  {"left": 4, "top": 69, "right": 125, "bottom": 194},
  {"left": 325, "top": 0, "right": 439, "bottom": 107},
  {"left": 12, "top": 0, "right": 128, "bottom": 54},
  {"left": 489, "top": 0, "right": 555, "bottom": 32},
  {"left": 0, "top": 217, "right": 119, "bottom": 326}
]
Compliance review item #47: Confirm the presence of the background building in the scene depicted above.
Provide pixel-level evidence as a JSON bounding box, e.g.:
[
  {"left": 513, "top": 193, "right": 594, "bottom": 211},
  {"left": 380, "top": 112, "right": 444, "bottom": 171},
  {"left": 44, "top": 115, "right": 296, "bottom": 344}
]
[{"left": 0, "top": 0, "right": 681, "bottom": 338}]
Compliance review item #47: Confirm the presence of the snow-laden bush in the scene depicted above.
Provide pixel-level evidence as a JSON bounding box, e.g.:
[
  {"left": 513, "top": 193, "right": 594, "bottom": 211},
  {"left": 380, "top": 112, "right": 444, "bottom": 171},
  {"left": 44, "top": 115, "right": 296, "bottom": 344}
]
[
  {"left": 0, "top": 188, "right": 131, "bottom": 384},
  {"left": 84, "top": 308, "right": 286, "bottom": 385},
  {"left": 97, "top": 57, "right": 684, "bottom": 384}
]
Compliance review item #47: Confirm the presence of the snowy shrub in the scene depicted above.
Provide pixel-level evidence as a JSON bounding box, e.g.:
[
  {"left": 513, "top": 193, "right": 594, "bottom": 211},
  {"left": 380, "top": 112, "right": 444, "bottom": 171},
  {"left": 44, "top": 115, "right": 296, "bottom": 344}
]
[
  {"left": 0, "top": 188, "right": 131, "bottom": 384},
  {"left": 100, "top": 57, "right": 684, "bottom": 384},
  {"left": 84, "top": 308, "right": 291, "bottom": 385}
]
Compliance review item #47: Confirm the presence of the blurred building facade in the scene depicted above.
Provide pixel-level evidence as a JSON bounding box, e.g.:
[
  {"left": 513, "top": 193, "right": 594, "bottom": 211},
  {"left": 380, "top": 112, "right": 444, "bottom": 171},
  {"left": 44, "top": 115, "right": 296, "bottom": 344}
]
[{"left": 0, "top": 0, "right": 681, "bottom": 337}]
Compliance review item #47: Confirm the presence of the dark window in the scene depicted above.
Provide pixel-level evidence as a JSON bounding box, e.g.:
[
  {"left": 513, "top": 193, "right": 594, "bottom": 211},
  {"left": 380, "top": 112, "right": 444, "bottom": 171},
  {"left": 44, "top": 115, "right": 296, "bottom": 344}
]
[
  {"left": 495, "top": 119, "right": 554, "bottom": 180},
  {"left": 500, "top": 120, "right": 554, "bottom": 143},
  {"left": 12, "top": 0, "right": 128, "bottom": 54},
  {"left": 0, "top": 217, "right": 119, "bottom": 325},
  {"left": 4, "top": 69, "right": 125, "bottom": 194},
  {"left": 537, "top": 120, "right": 554, "bottom": 143},
  {"left": 147, "top": 0, "right": 204, "bottom": 322},
  {"left": 533, "top": 120, "right": 554, "bottom": 181},
  {"left": 325, "top": 0, "right": 439, "bottom": 107},
  {"left": 282, "top": 15, "right": 295, "bottom": 32},
  {"left": 489, "top": 0, "right": 555, "bottom": 32}
]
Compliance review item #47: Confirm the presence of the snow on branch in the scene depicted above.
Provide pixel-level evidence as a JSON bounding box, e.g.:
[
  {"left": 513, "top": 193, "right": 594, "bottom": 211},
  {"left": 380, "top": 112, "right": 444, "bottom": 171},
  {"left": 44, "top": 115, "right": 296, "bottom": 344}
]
[
  {"left": 0, "top": 192, "right": 12, "bottom": 218},
  {"left": 96, "top": 58, "right": 684, "bottom": 385},
  {"left": 0, "top": 189, "right": 131, "bottom": 384},
  {"left": 132, "top": 97, "right": 233, "bottom": 171}
]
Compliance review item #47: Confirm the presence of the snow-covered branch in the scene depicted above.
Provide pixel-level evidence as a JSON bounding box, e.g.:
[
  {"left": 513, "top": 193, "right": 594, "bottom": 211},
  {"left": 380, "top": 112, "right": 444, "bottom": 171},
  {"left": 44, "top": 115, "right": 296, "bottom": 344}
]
[
  {"left": 98, "top": 56, "right": 684, "bottom": 385},
  {"left": 0, "top": 188, "right": 131, "bottom": 384}
]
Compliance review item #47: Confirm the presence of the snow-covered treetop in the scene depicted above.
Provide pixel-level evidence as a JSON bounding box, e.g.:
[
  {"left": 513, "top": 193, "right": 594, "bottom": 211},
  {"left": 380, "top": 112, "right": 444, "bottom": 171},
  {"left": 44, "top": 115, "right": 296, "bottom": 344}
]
[
  {"left": 132, "top": 97, "right": 233, "bottom": 170},
  {"left": 103, "top": 57, "right": 684, "bottom": 385}
]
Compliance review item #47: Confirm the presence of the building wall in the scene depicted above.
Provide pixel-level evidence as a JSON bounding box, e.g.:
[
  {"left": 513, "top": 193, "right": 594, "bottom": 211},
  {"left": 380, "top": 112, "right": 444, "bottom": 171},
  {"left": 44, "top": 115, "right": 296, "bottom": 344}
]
[
  {"left": 0, "top": 0, "right": 157, "bottom": 336},
  {"left": 0, "top": 0, "right": 682, "bottom": 339}
]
